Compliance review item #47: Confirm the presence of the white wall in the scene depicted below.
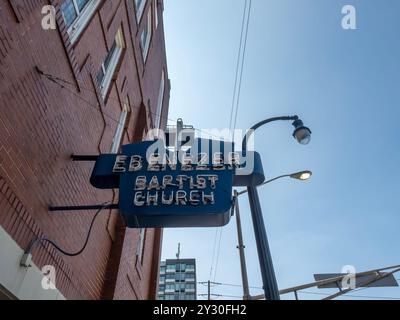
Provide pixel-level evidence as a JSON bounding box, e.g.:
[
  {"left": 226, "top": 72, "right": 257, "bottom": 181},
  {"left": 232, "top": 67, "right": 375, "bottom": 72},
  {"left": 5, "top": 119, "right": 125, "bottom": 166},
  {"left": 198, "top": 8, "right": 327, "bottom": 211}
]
[{"left": 0, "top": 225, "right": 65, "bottom": 300}]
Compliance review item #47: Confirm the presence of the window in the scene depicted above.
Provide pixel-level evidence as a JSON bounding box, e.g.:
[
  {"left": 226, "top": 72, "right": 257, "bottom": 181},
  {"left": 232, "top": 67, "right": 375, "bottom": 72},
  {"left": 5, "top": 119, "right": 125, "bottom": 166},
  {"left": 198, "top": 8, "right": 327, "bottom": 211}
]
[
  {"left": 175, "top": 273, "right": 185, "bottom": 282},
  {"left": 175, "top": 263, "right": 186, "bottom": 272},
  {"left": 61, "top": 0, "right": 78, "bottom": 28},
  {"left": 160, "top": 266, "right": 166, "bottom": 274},
  {"left": 140, "top": 9, "right": 152, "bottom": 62},
  {"left": 97, "top": 28, "right": 125, "bottom": 98},
  {"left": 136, "top": 228, "right": 146, "bottom": 264},
  {"left": 154, "top": 72, "right": 165, "bottom": 130},
  {"left": 61, "top": 0, "right": 101, "bottom": 44},
  {"left": 165, "top": 284, "right": 175, "bottom": 291},
  {"left": 166, "top": 264, "right": 175, "bottom": 271},
  {"left": 185, "top": 273, "right": 195, "bottom": 280},
  {"left": 166, "top": 274, "right": 175, "bottom": 280},
  {"left": 185, "top": 283, "right": 195, "bottom": 290},
  {"left": 175, "top": 283, "right": 186, "bottom": 292},
  {"left": 111, "top": 103, "right": 130, "bottom": 153},
  {"left": 186, "top": 264, "right": 195, "bottom": 271},
  {"left": 135, "top": 0, "right": 147, "bottom": 22},
  {"left": 154, "top": 0, "right": 159, "bottom": 29}
]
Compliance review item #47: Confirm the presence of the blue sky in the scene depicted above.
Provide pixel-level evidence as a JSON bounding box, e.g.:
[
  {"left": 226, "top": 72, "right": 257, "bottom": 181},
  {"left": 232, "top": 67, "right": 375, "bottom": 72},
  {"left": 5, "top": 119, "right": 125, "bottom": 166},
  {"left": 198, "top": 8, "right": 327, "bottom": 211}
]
[{"left": 160, "top": 0, "right": 400, "bottom": 300}]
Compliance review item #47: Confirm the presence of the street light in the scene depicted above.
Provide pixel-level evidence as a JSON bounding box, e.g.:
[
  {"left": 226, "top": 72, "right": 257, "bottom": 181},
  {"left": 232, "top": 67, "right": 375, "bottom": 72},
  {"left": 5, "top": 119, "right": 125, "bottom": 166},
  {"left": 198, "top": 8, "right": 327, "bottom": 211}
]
[
  {"left": 234, "top": 171, "right": 312, "bottom": 300},
  {"left": 292, "top": 119, "right": 312, "bottom": 145},
  {"left": 290, "top": 170, "right": 312, "bottom": 181},
  {"left": 241, "top": 115, "right": 312, "bottom": 301},
  {"left": 237, "top": 170, "right": 312, "bottom": 196}
]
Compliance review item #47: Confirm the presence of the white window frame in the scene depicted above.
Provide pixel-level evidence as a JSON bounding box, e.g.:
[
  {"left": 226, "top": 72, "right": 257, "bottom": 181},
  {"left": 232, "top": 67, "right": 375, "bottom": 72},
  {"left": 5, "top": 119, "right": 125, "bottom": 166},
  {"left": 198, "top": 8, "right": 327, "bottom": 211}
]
[
  {"left": 154, "top": 0, "right": 159, "bottom": 29},
  {"left": 99, "top": 28, "right": 125, "bottom": 99},
  {"left": 111, "top": 103, "right": 130, "bottom": 153},
  {"left": 154, "top": 70, "right": 165, "bottom": 129},
  {"left": 136, "top": 228, "right": 146, "bottom": 263},
  {"left": 135, "top": 0, "right": 147, "bottom": 23},
  {"left": 62, "top": 0, "right": 101, "bottom": 45},
  {"left": 140, "top": 9, "right": 152, "bottom": 62}
]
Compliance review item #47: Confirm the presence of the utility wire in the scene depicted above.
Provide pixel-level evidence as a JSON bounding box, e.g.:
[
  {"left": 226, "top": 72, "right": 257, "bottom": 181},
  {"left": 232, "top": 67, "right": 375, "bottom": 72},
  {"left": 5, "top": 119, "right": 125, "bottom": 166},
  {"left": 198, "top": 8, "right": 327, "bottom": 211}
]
[
  {"left": 193, "top": 128, "right": 229, "bottom": 141},
  {"left": 209, "top": 0, "right": 254, "bottom": 289},
  {"left": 199, "top": 293, "right": 243, "bottom": 299},
  {"left": 229, "top": 0, "right": 249, "bottom": 133},
  {"left": 213, "top": 228, "right": 224, "bottom": 283},
  {"left": 231, "top": 0, "right": 252, "bottom": 135},
  {"left": 214, "top": 282, "right": 263, "bottom": 290},
  {"left": 208, "top": 229, "right": 219, "bottom": 280},
  {"left": 199, "top": 288, "right": 400, "bottom": 301},
  {"left": 199, "top": 281, "right": 220, "bottom": 288},
  {"left": 199, "top": 289, "right": 400, "bottom": 300},
  {"left": 201, "top": 267, "right": 400, "bottom": 300},
  {"left": 299, "top": 291, "right": 400, "bottom": 300},
  {"left": 209, "top": 1, "right": 251, "bottom": 284}
]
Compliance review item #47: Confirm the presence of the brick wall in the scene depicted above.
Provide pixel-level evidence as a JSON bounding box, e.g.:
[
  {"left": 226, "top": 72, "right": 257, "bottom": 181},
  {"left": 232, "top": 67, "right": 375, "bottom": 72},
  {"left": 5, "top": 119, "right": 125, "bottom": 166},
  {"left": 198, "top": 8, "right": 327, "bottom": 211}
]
[{"left": 0, "top": 0, "right": 169, "bottom": 300}]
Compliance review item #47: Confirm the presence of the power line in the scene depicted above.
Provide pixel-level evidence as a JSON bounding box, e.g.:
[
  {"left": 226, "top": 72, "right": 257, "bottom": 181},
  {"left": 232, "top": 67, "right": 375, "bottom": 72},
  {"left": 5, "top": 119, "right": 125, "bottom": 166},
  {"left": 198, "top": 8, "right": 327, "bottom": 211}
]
[
  {"left": 219, "top": 282, "right": 263, "bottom": 290},
  {"left": 208, "top": 229, "right": 219, "bottom": 281},
  {"left": 209, "top": 0, "right": 254, "bottom": 288},
  {"left": 231, "top": 0, "right": 252, "bottom": 135},
  {"left": 213, "top": 228, "right": 223, "bottom": 283},
  {"left": 198, "top": 293, "right": 243, "bottom": 299},
  {"left": 198, "top": 281, "right": 263, "bottom": 290},
  {"left": 229, "top": 0, "right": 249, "bottom": 132},
  {"left": 193, "top": 128, "right": 228, "bottom": 141},
  {"left": 199, "top": 282, "right": 219, "bottom": 287},
  {"left": 299, "top": 291, "right": 400, "bottom": 300},
  {"left": 198, "top": 274, "right": 400, "bottom": 300}
]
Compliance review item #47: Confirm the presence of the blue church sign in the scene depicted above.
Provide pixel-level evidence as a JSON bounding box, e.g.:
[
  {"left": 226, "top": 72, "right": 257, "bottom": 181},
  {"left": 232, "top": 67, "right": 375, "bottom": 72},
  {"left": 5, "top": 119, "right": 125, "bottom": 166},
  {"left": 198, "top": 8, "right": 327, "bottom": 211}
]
[{"left": 89, "top": 139, "right": 265, "bottom": 228}]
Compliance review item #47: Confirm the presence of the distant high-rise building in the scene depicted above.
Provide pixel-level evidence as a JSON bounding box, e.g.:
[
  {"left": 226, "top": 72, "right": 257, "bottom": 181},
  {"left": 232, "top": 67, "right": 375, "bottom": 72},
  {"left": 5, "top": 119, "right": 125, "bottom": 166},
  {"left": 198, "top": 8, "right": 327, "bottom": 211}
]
[{"left": 157, "top": 259, "right": 197, "bottom": 300}]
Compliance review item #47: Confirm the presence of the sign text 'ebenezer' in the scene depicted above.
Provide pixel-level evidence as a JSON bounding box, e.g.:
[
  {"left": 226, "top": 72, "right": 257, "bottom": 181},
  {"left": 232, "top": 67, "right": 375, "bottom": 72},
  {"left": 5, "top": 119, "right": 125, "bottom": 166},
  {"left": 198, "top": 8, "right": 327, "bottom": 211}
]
[{"left": 89, "top": 139, "right": 265, "bottom": 228}]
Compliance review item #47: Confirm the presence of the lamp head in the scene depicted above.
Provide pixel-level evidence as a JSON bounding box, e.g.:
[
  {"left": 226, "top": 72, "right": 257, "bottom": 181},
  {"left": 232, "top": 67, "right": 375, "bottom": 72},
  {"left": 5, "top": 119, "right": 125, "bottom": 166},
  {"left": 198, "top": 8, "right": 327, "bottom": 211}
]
[
  {"left": 290, "top": 171, "right": 312, "bottom": 181},
  {"left": 292, "top": 119, "right": 312, "bottom": 145}
]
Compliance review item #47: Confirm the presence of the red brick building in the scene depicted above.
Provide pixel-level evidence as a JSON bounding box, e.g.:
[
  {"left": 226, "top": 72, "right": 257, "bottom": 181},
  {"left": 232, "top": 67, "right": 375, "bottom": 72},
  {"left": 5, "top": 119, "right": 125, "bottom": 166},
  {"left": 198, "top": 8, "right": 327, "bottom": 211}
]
[{"left": 0, "top": 0, "right": 170, "bottom": 300}]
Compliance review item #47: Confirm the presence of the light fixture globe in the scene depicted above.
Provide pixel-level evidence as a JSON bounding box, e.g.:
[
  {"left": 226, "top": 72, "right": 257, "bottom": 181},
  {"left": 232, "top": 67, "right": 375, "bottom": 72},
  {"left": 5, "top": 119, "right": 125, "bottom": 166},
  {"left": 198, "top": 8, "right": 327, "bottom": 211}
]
[{"left": 292, "top": 119, "right": 312, "bottom": 145}]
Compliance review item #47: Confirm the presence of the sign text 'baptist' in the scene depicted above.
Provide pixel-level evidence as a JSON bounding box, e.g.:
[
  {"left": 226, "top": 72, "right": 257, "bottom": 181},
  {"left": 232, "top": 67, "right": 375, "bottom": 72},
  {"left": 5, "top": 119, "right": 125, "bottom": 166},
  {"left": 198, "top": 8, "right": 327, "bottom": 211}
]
[{"left": 111, "top": 152, "right": 240, "bottom": 207}]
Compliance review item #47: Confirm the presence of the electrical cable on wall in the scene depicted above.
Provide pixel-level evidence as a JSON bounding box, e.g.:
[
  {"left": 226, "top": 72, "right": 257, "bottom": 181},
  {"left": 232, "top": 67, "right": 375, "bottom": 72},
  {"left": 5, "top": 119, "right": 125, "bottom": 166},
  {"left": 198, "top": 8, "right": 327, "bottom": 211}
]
[
  {"left": 20, "top": 203, "right": 113, "bottom": 266},
  {"left": 38, "top": 66, "right": 223, "bottom": 143}
]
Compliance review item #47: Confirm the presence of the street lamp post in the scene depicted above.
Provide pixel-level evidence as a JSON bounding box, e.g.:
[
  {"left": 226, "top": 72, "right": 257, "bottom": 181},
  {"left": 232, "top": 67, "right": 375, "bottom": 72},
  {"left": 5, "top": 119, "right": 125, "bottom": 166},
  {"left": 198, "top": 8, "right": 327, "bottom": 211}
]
[
  {"left": 234, "top": 171, "right": 312, "bottom": 300},
  {"left": 234, "top": 189, "right": 251, "bottom": 300},
  {"left": 241, "top": 115, "right": 312, "bottom": 300}
]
